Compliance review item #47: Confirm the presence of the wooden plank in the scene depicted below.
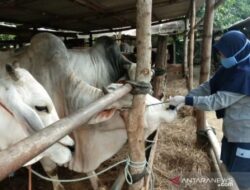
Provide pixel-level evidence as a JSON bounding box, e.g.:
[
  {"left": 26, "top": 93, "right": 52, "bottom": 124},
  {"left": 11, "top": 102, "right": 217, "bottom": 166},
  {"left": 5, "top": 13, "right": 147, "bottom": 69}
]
[{"left": 144, "top": 129, "right": 159, "bottom": 189}]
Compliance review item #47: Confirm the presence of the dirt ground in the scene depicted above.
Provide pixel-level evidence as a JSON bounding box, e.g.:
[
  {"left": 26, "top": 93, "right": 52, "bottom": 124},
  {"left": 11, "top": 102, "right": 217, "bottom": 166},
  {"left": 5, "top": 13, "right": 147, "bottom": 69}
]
[{"left": 0, "top": 68, "right": 223, "bottom": 190}]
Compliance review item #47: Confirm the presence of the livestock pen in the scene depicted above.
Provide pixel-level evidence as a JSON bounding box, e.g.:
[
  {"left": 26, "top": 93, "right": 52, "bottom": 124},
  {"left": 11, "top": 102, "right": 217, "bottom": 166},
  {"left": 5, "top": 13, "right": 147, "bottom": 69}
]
[{"left": 0, "top": 0, "right": 241, "bottom": 190}]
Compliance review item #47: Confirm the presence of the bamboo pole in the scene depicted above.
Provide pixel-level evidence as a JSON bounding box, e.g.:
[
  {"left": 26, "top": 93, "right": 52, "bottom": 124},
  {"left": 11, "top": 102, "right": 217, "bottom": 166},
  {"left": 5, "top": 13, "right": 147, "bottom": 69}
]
[
  {"left": 153, "top": 35, "right": 167, "bottom": 99},
  {"left": 0, "top": 84, "right": 132, "bottom": 180},
  {"left": 187, "top": 0, "right": 196, "bottom": 90},
  {"left": 208, "top": 148, "right": 223, "bottom": 179},
  {"left": 127, "top": 0, "right": 152, "bottom": 189},
  {"left": 206, "top": 127, "right": 240, "bottom": 190},
  {"left": 196, "top": 0, "right": 215, "bottom": 132},
  {"left": 183, "top": 19, "right": 189, "bottom": 78}
]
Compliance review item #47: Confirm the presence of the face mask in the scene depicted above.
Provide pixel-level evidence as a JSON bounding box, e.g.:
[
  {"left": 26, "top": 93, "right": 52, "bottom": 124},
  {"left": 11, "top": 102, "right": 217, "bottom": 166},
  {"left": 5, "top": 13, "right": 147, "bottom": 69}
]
[{"left": 221, "top": 40, "right": 250, "bottom": 68}]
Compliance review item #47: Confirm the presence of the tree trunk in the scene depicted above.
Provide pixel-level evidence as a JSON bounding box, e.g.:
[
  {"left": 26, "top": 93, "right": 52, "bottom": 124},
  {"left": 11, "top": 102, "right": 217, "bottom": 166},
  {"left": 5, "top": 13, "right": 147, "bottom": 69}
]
[
  {"left": 153, "top": 35, "right": 167, "bottom": 99},
  {"left": 127, "top": 0, "right": 152, "bottom": 190}
]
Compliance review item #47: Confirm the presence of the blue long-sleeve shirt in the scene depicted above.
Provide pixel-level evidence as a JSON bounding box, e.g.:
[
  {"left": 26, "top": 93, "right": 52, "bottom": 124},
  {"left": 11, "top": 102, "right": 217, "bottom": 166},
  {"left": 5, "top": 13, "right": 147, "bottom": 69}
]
[{"left": 185, "top": 81, "right": 250, "bottom": 142}]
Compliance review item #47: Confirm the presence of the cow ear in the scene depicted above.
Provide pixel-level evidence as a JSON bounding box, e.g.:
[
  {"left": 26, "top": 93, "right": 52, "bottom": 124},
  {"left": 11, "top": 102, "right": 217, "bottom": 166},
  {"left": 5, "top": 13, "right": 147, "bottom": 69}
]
[{"left": 88, "top": 108, "right": 116, "bottom": 124}]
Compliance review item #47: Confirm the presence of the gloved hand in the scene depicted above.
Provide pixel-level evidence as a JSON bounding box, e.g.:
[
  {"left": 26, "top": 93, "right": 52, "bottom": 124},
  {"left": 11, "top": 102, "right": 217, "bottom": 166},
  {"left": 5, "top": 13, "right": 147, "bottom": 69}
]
[{"left": 169, "top": 95, "right": 185, "bottom": 110}]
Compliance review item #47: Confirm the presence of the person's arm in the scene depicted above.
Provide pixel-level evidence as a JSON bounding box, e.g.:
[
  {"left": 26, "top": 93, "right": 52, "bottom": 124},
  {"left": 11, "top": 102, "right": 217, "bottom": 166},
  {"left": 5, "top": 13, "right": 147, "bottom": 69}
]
[
  {"left": 187, "top": 81, "right": 211, "bottom": 96},
  {"left": 185, "top": 91, "right": 246, "bottom": 111}
]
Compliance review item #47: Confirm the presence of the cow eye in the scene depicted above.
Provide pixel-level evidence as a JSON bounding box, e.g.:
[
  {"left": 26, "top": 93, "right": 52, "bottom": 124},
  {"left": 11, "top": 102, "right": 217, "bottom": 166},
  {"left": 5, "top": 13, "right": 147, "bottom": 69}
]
[{"left": 35, "top": 106, "right": 49, "bottom": 113}]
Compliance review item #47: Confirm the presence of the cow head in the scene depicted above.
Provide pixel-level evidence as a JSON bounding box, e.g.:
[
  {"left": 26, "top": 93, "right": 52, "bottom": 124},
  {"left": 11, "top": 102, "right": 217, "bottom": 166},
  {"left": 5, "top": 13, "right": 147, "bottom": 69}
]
[
  {"left": 89, "top": 83, "right": 178, "bottom": 128},
  {"left": 0, "top": 64, "right": 74, "bottom": 166}
]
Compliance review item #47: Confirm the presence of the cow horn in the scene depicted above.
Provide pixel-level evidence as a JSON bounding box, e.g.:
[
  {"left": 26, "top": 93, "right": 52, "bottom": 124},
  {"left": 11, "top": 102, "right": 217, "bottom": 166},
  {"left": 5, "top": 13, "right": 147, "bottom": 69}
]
[
  {"left": 6, "top": 64, "right": 19, "bottom": 81},
  {"left": 102, "top": 87, "right": 109, "bottom": 95},
  {"left": 12, "top": 61, "right": 20, "bottom": 68}
]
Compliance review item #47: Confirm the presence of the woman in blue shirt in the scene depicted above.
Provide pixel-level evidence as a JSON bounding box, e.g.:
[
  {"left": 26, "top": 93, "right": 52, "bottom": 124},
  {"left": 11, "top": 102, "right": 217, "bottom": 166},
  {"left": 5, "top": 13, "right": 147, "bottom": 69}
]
[{"left": 170, "top": 30, "right": 250, "bottom": 189}]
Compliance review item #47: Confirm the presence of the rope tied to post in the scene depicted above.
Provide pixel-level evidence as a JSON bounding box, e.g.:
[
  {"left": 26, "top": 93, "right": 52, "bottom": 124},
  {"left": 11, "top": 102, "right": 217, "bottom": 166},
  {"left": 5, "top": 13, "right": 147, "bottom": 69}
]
[
  {"left": 125, "top": 80, "right": 152, "bottom": 95},
  {"left": 124, "top": 156, "right": 149, "bottom": 185},
  {"left": 28, "top": 152, "right": 155, "bottom": 189},
  {"left": 197, "top": 126, "right": 216, "bottom": 139},
  {"left": 152, "top": 67, "right": 167, "bottom": 77},
  {"left": 29, "top": 155, "right": 151, "bottom": 183}
]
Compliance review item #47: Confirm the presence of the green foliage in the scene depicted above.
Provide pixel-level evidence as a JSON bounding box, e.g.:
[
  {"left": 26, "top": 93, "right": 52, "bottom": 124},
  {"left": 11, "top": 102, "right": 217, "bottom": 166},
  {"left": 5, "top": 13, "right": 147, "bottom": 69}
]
[
  {"left": 175, "top": 1, "right": 249, "bottom": 65},
  {"left": 0, "top": 34, "right": 15, "bottom": 40},
  {"left": 214, "top": 0, "right": 250, "bottom": 30},
  {"left": 164, "top": 1, "right": 249, "bottom": 64},
  {"left": 197, "top": 0, "right": 249, "bottom": 30}
]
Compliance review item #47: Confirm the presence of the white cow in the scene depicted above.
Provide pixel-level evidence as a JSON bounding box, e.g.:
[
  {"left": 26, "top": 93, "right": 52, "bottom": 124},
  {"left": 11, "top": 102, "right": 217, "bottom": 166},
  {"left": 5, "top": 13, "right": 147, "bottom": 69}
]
[
  {"left": 0, "top": 64, "right": 74, "bottom": 190},
  {"left": 0, "top": 33, "right": 177, "bottom": 190},
  {"left": 64, "top": 83, "right": 178, "bottom": 189}
]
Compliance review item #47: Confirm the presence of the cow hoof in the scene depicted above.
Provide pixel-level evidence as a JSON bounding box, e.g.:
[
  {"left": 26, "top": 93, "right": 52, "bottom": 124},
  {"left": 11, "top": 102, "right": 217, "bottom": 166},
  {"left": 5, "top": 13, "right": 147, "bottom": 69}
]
[
  {"left": 98, "top": 186, "right": 107, "bottom": 190},
  {"left": 55, "top": 184, "right": 65, "bottom": 190}
]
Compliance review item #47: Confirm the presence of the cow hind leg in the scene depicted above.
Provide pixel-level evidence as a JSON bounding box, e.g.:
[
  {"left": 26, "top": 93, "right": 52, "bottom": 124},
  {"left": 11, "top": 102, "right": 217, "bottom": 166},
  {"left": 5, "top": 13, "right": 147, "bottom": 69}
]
[
  {"left": 86, "top": 171, "right": 107, "bottom": 190},
  {"left": 111, "top": 169, "right": 125, "bottom": 190},
  {"left": 40, "top": 157, "right": 65, "bottom": 190}
]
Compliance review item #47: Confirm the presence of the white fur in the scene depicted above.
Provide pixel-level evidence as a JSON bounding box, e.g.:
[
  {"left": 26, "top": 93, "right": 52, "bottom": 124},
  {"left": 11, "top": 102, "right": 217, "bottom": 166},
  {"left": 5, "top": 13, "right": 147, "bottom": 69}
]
[
  {"left": 0, "top": 67, "right": 73, "bottom": 166},
  {"left": 0, "top": 33, "right": 176, "bottom": 190}
]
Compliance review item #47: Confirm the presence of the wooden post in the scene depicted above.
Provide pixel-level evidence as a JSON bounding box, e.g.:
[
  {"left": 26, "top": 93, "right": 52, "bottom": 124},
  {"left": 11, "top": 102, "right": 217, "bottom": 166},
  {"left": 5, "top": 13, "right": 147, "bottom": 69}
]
[
  {"left": 196, "top": 0, "right": 215, "bottom": 131},
  {"left": 183, "top": 19, "right": 189, "bottom": 78},
  {"left": 153, "top": 35, "right": 167, "bottom": 99},
  {"left": 89, "top": 33, "right": 93, "bottom": 47},
  {"left": 187, "top": 0, "right": 196, "bottom": 90},
  {"left": 117, "top": 31, "right": 122, "bottom": 46},
  {"left": 173, "top": 36, "right": 176, "bottom": 64},
  {"left": 127, "top": 0, "right": 152, "bottom": 189}
]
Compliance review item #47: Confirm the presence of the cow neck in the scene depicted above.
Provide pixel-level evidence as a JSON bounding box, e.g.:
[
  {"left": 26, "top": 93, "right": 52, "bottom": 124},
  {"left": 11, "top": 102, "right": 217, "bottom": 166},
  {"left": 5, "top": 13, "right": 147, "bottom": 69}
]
[
  {"left": 0, "top": 102, "right": 14, "bottom": 116},
  {"left": 64, "top": 72, "right": 103, "bottom": 113}
]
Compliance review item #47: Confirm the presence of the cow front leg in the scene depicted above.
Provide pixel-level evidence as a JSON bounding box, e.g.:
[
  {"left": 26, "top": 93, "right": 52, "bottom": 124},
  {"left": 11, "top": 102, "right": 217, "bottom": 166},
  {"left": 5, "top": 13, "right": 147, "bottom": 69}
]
[
  {"left": 86, "top": 171, "right": 107, "bottom": 190},
  {"left": 40, "top": 157, "right": 65, "bottom": 190}
]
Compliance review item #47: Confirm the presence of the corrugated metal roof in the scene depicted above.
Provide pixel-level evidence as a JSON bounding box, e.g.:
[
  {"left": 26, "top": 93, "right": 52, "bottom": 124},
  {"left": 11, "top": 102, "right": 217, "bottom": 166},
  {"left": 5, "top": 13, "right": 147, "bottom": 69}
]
[{"left": 0, "top": 0, "right": 205, "bottom": 34}]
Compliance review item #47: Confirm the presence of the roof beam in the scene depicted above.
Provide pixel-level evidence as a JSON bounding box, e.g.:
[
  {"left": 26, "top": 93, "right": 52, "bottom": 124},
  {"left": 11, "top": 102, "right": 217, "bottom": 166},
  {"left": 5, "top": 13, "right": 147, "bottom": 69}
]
[
  {"left": 0, "top": 25, "right": 80, "bottom": 37},
  {"left": 88, "top": 16, "right": 185, "bottom": 35},
  {"left": 81, "top": 0, "right": 186, "bottom": 20},
  {"left": 72, "top": 0, "right": 133, "bottom": 26},
  {"left": 0, "top": 0, "right": 194, "bottom": 34},
  {"left": 0, "top": 0, "right": 39, "bottom": 6},
  {"left": 228, "top": 17, "right": 250, "bottom": 31}
]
